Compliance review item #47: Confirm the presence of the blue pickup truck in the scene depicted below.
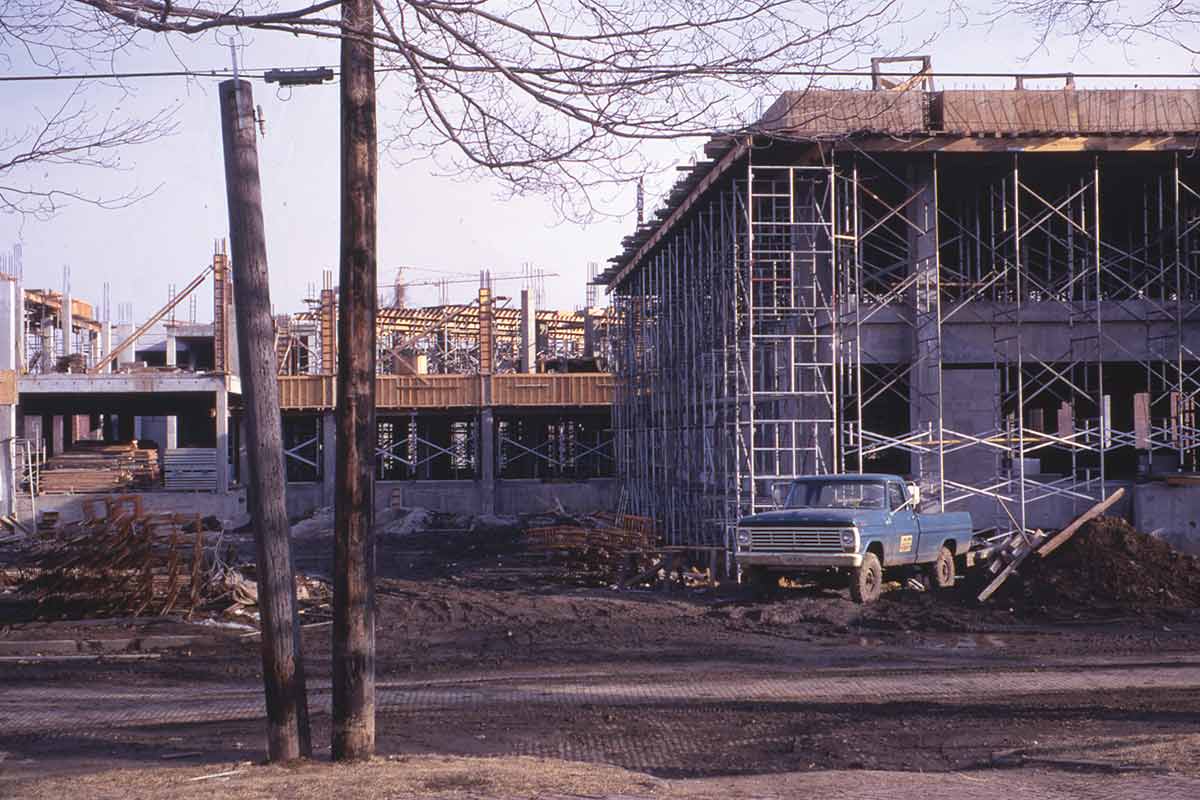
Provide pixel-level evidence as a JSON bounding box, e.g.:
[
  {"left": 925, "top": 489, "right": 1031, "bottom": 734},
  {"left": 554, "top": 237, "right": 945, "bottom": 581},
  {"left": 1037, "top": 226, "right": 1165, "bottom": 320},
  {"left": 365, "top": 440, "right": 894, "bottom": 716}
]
[{"left": 734, "top": 474, "right": 973, "bottom": 603}]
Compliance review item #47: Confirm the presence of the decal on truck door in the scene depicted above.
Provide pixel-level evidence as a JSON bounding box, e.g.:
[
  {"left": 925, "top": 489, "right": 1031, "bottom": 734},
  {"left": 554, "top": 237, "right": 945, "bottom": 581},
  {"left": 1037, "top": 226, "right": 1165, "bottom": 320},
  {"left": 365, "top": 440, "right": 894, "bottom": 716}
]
[{"left": 899, "top": 534, "right": 913, "bottom": 553}]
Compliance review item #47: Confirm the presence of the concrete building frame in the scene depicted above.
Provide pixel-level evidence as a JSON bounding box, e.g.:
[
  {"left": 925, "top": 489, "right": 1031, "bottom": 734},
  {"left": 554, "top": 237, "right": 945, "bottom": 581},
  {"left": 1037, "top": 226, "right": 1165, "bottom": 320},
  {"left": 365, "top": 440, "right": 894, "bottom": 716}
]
[{"left": 602, "top": 94, "right": 1200, "bottom": 546}]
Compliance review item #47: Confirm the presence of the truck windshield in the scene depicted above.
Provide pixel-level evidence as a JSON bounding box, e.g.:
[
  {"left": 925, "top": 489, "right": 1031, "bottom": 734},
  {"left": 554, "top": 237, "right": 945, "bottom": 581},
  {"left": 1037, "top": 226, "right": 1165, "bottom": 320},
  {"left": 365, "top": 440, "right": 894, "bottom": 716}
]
[{"left": 785, "top": 479, "right": 887, "bottom": 510}]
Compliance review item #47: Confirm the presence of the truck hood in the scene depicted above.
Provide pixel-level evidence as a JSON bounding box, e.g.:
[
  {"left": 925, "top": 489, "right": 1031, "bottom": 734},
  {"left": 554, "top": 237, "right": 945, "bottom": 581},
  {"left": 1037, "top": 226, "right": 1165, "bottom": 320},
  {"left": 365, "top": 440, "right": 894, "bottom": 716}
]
[{"left": 739, "top": 509, "right": 883, "bottom": 528}]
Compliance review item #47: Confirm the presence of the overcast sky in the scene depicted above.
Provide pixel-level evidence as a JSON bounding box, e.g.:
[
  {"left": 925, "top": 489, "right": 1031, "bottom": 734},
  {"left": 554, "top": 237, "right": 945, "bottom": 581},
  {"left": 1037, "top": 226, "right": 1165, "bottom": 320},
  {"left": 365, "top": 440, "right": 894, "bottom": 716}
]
[{"left": 3, "top": 4, "right": 1199, "bottom": 322}]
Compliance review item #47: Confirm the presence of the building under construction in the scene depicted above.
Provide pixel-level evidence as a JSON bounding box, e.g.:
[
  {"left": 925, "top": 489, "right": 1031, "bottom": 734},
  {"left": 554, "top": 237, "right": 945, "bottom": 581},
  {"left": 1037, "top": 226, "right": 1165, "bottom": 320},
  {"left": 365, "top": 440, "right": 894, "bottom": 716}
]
[
  {"left": 600, "top": 68, "right": 1200, "bottom": 548},
  {"left": 0, "top": 245, "right": 615, "bottom": 524}
]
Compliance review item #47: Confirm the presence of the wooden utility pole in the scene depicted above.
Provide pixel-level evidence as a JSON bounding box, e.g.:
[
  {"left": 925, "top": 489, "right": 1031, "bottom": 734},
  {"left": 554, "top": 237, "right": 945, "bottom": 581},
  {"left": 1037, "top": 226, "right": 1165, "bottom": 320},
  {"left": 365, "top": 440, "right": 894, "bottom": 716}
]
[
  {"left": 219, "top": 78, "right": 312, "bottom": 762},
  {"left": 332, "top": 0, "right": 378, "bottom": 762}
]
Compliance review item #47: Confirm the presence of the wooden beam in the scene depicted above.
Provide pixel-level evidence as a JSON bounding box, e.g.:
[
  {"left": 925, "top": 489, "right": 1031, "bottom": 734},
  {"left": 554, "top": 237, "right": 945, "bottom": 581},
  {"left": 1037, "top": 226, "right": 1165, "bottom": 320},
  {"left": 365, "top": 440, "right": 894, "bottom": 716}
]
[
  {"left": 89, "top": 265, "right": 210, "bottom": 374},
  {"left": 1037, "top": 488, "right": 1126, "bottom": 559}
]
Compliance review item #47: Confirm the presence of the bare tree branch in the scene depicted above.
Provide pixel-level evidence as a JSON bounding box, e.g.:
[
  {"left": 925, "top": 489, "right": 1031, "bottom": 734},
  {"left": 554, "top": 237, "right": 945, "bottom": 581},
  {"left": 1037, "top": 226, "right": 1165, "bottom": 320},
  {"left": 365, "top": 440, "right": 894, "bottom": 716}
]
[
  {"left": 1003, "top": 1, "right": 1200, "bottom": 58},
  {"left": 3, "top": 0, "right": 910, "bottom": 219},
  {"left": 0, "top": 81, "right": 176, "bottom": 219}
]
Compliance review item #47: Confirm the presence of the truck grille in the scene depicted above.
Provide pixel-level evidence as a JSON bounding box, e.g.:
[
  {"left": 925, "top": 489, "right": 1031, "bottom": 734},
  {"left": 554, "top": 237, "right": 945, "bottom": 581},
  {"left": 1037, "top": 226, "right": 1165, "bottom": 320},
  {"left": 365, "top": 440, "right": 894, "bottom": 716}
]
[{"left": 745, "top": 527, "right": 844, "bottom": 553}]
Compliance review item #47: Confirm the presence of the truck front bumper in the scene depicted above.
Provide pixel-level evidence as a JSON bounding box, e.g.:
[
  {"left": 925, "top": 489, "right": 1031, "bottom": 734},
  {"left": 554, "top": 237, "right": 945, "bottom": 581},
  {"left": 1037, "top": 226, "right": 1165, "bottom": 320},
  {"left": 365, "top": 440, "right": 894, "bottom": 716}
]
[{"left": 736, "top": 552, "right": 864, "bottom": 569}]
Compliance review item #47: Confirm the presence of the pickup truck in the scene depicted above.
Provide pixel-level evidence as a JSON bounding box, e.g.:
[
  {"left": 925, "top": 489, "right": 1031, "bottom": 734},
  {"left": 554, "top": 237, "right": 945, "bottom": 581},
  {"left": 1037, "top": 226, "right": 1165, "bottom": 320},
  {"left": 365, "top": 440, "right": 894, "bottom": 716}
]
[{"left": 734, "top": 474, "right": 973, "bottom": 603}]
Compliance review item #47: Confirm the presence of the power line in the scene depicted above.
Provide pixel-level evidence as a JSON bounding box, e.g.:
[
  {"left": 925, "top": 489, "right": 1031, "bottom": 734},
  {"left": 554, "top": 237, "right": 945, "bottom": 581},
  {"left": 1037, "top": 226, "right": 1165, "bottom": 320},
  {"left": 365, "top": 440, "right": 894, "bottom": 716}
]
[{"left": 5, "top": 65, "right": 1200, "bottom": 84}]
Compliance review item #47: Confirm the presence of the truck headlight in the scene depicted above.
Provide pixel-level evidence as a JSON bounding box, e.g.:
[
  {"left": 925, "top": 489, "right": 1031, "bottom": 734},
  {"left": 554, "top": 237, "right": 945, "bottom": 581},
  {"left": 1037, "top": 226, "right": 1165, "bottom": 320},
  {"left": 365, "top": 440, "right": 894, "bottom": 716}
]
[
  {"left": 736, "top": 529, "right": 751, "bottom": 547},
  {"left": 841, "top": 528, "right": 857, "bottom": 551}
]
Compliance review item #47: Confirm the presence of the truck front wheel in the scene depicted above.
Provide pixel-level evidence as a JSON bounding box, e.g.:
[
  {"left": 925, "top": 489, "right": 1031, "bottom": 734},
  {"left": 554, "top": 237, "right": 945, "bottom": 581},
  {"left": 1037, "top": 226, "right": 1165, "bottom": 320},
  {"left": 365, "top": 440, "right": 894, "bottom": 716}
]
[
  {"left": 930, "top": 545, "right": 956, "bottom": 590},
  {"left": 743, "top": 566, "right": 777, "bottom": 600},
  {"left": 849, "top": 552, "right": 883, "bottom": 604}
]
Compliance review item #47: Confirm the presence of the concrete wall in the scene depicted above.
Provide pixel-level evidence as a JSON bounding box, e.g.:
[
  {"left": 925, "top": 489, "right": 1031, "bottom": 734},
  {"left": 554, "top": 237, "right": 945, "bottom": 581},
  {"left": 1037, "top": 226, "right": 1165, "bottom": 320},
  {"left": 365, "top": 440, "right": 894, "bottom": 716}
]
[
  {"left": 1133, "top": 482, "right": 1200, "bottom": 556},
  {"left": 31, "top": 488, "right": 249, "bottom": 526},
  {"left": 285, "top": 478, "right": 617, "bottom": 519}
]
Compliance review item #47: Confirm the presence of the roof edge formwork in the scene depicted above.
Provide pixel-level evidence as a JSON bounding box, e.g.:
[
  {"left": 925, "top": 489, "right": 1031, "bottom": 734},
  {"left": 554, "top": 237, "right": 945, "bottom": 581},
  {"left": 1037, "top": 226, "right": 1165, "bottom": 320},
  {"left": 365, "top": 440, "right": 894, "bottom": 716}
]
[{"left": 600, "top": 86, "right": 1200, "bottom": 290}]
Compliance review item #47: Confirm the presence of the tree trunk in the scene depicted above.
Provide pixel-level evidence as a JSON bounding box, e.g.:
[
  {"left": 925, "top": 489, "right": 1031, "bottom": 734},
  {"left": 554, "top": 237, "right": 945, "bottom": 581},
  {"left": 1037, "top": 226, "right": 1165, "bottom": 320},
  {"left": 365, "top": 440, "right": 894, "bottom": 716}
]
[
  {"left": 332, "top": 0, "right": 378, "bottom": 762},
  {"left": 218, "top": 78, "right": 312, "bottom": 762}
]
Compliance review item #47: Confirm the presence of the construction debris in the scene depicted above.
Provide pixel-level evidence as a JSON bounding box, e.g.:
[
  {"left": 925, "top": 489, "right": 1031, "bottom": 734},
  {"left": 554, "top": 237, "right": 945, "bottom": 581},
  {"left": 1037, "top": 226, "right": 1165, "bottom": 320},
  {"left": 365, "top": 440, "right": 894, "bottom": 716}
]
[
  {"left": 977, "top": 489, "right": 1124, "bottom": 602},
  {"left": 5, "top": 495, "right": 328, "bottom": 625},
  {"left": 13, "top": 504, "right": 224, "bottom": 618},
  {"left": 994, "top": 515, "right": 1200, "bottom": 611}
]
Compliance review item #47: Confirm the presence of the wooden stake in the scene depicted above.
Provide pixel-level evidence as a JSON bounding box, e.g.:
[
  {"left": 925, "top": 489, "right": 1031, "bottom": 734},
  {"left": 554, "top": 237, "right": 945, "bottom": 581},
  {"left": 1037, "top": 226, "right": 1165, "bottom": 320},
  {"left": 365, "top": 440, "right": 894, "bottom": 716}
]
[
  {"left": 332, "top": 0, "right": 378, "bottom": 762},
  {"left": 219, "top": 78, "right": 312, "bottom": 762}
]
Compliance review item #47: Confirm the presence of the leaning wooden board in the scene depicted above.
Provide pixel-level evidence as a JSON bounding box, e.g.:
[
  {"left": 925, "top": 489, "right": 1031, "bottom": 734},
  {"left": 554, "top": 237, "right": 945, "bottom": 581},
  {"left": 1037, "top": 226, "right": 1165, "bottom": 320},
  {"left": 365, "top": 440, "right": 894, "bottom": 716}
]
[{"left": 976, "top": 488, "right": 1125, "bottom": 602}]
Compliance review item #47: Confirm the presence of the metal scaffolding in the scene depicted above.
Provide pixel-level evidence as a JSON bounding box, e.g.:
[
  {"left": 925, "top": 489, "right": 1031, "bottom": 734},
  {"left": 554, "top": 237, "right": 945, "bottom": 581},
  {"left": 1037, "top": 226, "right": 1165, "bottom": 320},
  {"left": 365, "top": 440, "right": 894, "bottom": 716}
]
[{"left": 608, "top": 142, "right": 1200, "bottom": 545}]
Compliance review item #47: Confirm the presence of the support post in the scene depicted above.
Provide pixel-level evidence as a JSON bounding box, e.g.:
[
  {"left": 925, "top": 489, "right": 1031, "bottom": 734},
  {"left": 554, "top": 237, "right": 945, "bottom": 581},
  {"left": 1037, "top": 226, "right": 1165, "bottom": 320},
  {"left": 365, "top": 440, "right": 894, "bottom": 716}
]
[
  {"left": 480, "top": 409, "right": 495, "bottom": 514},
  {"left": 219, "top": 77, "right": 312, "bottom": 762},
  {"left": 61, "top": 287, "right": 72, "bottom": 358},
  {"left": 166, "top": 324, "right": 178, "bottom": 447},
  {"left": 50, "top": 415, "right": 64, "bottom": 456},
  {"left": 520, "top": 288, "right": 536, "bottom": 373},
  {"left": 100, "top": 322, "right": 111, "bottom": 373},
  {"left": 333, "top": 0, "right": 378, "bottom": 762},
  {"left": 0, "top": 277, "right": 18, "bottom": 516},
  {"left": 321, "top": 411, "right": 336, "bottom": 508}
]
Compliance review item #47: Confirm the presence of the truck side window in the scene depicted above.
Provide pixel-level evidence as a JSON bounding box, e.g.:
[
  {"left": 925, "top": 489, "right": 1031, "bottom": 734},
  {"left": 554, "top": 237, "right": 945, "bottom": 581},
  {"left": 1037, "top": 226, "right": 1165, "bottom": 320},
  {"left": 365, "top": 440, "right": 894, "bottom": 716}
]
[{"left": 888, "top": 482, "right": 906, "bottom": 511}]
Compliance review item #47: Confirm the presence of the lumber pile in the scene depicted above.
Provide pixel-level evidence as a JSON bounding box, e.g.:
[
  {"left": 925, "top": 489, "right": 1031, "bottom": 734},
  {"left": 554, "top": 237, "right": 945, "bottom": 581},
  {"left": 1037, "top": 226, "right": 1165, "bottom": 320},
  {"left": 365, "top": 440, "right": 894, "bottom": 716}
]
[
  {"left": 39, "top": 441, "right": 161, "bottom": 494},
  {"left": 525, "top": 512, "right": 657, "bottom": 555}
]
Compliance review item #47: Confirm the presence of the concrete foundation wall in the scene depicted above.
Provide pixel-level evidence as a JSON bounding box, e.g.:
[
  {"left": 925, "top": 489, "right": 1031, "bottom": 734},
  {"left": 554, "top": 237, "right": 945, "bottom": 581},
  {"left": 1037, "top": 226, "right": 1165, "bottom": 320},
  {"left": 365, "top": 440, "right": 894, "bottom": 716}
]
[
  {"left": 32, "top": 488, "right": 249, "bottom": 527},
  {"left": 286, "top": 478, "right": 616, "bottom": 519},
  {"left": 1133, "top": 482, "right": 1200, "bottom": 556}
]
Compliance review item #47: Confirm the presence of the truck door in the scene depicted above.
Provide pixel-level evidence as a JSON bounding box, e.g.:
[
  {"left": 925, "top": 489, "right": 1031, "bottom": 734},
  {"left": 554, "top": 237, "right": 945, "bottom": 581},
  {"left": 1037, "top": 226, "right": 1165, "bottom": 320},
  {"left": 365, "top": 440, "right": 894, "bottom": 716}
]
[{"left": 887, "top": 481, "right": 920, "bottom": 565}]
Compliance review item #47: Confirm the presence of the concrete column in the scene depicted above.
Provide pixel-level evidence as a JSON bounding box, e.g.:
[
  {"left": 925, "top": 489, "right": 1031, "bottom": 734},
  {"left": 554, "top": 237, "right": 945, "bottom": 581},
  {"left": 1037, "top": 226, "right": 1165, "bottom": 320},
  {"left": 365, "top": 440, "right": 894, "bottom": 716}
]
[
  {"left": 583, "top": 309, "right": 596, "bottom": 359},
  {"left": 117, "top": 413, "right": 135, "bottom": 442},
  {"left": 61, "top": 289, "right": 72, "bottom": 356},
  {"left": 0, "top": 277, "right": 18, "bottom": 515},
  {"left": 215, "top": 387, "right": 229, "bottom": 493},
  {"left": 321, "top": 411, "right": 337, "bottom": 508},
  {"left": 40, "top": 326, "right": 54, "bottom": 373},
  {"left": 480, "top": 409, "right": 496, "bottom": 514},
  {"left": 165, "top": 324, "right": 178, "bottom": 448},
  {"left": 50, "top": 415, "right": 64, "bottom": 456},
  {"left": 520, "top": 288, "right": 536, "bottom": 373},
  {"left": 906, "top": 160, "right": 942, "bottom": 503},
  {"left": 89, "top": 331, "right": 100, "bottom": 372},
  {"left": 100, "top": 322, "right": 112, "bottom": 373},
  {"left": 115, "top": 323, "right": 136, "bottom": 368}
]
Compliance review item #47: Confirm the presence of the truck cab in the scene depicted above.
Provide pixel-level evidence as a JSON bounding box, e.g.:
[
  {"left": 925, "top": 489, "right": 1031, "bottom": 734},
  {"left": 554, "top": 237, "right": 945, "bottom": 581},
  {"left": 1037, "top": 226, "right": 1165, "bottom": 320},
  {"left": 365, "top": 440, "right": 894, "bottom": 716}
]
[{"left": 734, "top": 474, "right": 973, "bottom": 603}]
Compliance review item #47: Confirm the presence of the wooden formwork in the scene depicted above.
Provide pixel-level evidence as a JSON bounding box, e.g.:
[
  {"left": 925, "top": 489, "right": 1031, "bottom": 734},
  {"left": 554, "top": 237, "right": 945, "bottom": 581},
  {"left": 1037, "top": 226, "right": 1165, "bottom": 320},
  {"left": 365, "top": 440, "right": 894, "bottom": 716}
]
[
  {"left": 276, "top": 372, "right": 613, "bottom": 410},
  {"left": 491, "top": 373, "right": 614, "bottom": 407},
  {"left": 376, "top": 375, "right": 481, "bottom": 408}
]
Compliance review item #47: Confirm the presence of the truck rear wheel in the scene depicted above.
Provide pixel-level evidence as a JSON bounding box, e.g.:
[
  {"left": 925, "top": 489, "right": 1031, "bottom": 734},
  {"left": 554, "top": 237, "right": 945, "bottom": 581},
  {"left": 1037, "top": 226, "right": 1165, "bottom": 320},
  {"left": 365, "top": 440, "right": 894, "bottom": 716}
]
[
  {"left": 930, "top": 545, "right": 956, "bottom": 590},
  {"left": 849, "top": 552, "right": 882, "bottom": 604}
]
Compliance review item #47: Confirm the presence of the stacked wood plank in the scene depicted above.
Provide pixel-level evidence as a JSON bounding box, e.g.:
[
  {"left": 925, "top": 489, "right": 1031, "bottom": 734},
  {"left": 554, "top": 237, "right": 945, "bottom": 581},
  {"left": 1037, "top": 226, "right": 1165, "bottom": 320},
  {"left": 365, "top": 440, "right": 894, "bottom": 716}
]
[
  {"left": 39, "top": 442, "right": 161, "bottom": 494},
  {"left": 525, "top": 513, "right": 657, "bottom": 555}
]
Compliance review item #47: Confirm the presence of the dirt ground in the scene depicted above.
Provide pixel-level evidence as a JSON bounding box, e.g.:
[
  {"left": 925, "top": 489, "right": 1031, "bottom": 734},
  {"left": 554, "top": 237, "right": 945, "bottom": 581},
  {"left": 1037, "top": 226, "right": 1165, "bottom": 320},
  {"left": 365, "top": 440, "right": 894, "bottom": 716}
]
[{"left": 3, "top": 513, "right": 1200, "bottom": 797}]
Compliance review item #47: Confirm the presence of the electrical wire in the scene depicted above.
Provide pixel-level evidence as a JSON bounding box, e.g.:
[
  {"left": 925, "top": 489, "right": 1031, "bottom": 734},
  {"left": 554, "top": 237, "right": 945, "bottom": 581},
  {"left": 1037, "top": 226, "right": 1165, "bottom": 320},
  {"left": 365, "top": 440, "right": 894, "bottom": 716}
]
[{"left": 5, "top": 66, "right": 1200, "bottom": 84}]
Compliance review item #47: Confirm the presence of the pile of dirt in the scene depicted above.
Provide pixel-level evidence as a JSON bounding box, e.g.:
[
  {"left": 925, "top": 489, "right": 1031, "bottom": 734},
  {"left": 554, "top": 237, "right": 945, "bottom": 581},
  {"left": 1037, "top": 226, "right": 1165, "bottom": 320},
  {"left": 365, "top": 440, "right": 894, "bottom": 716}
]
[{"left": 1002, "top": 516, "right": 1200, "bottom": 611}]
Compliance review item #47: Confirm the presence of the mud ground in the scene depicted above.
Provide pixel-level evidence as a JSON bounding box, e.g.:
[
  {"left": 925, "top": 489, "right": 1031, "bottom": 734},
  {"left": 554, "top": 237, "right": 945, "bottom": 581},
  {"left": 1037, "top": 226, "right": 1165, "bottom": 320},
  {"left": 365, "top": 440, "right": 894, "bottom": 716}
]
[{"left": 3, "top": 520, "right": 1200, "bottom": 797}]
